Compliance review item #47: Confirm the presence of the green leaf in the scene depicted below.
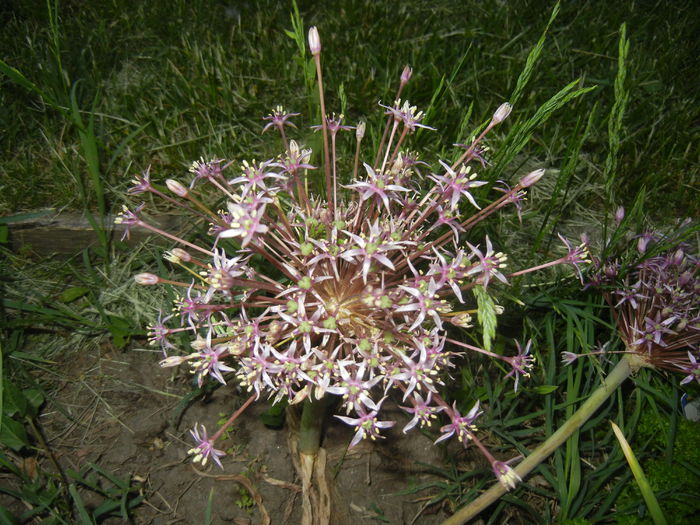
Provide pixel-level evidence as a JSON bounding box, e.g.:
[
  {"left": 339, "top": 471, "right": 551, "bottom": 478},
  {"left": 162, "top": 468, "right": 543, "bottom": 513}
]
[
  {"left": 107, "top": 316, "right": 132, "bottom": 349},
  {"left": 510, "top": 1, "right": 560, "bottom": 106},
  {"left": 58, "top": 287, "right": 90, "bottom": 303},
  {"left": 204, "top": 488, "right": 215, "bottom": 525},
  {"left": 86, "top": 462, "right": 130, "bottom": 491},
  {"left": 58, "top": 286, "right": 90, "bottom": 303},
  {"left": 0, "top": 505, "right": 20, "bottom": 525},
  {"left": 604, "top": 23, "right": 630, "bottom": 199},
  {"left": 260, "top": 399, "right": 287, "bottom": 429},
  {"left": 0, "top": 416, "right": 29, "bottom": 451},
  {"left": 534, "top": 385, "right": 559, "bottom": 395},
  {"left": 611, "top": 421, "right": 668, "bottom": 525},
  {"left": 494, "top": 79, "right": 597, "bottom": 180},
  {"left": 0, "top": 341, "right": 3, "bottom": 431},
  {"left": 0, "top": 452, "right": 22, "bottom": 477},
  {"left": 0, "top": 210, "right": 54, "bottom": 225},
  {"left": 24, "top": 389, "right": 45, "bottom": 415},
  {"left": 1, "top": 380, "right": 27, "bottom": 418},
  {"left": 338, "top": 83, "right": 347, "bottom": 115},
  {"left": 68, "top": 484, "right": 97, "bottom": 525},
  {"left": 473, "top": 286, "right": 497, "bottom": 351},
  {"left": 106, "top": 122, "right": 149, "bottom": 176},
  {"left": 0, "top": 59, "right": 57, "bottom": 108},
  {"left": 3, "top": 351, "right": 55, "bottom": 365}
]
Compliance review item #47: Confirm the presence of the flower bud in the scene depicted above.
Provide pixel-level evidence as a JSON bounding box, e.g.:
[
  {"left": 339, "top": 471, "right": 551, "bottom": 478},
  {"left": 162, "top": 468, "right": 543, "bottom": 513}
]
[
  {"left": 637, "top": 232, "right": 652, "bottom": 254},
  {"left": 519, "top": 168, "right": 545, "bottom": 188},
  {"left": 289, "top": 139, "right": 299, "bottom": 155},
  {"left": 491, "top": 102, "right": 512, "bottom": 124},
  {"left": 172, "top": 248, "right": 191, "bottom": 262},
  {"left": 356, "top": 120, "right": 366, "bottom": 141},
  {"left": 164, "top": 248, "right": 191, "bottom": 263},
  {"left": 166, "top": 178, "right": 188, "bottom": 197},
  {"left": 134, "top": 272, "right": 159, "bottom": 285},
  {"left": 678, "top": 270, "right": 692, "bottom": 286},
  {"left": 672, "top": 248, "right": 685, "bottom": 266},
  {"left": 308, "top": 26, "right": 321, "bottom": 55},
  {"left": 603, "top": 263, "right": 618, "bottom": 279},
  {"left": 615, "top": 206, "right": 625, "bottom": 225},
  {"left": 159, "top": 355, "right": 190, "bottom": 367},
  {"left": 400, "top": 65, "right": 413, "bottom": 86}
]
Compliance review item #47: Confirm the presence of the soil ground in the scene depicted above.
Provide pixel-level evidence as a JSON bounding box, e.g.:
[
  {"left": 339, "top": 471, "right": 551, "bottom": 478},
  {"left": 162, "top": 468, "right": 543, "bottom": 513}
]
[{"left": 7, "top": 341, "right": 491, "bottom": 524}]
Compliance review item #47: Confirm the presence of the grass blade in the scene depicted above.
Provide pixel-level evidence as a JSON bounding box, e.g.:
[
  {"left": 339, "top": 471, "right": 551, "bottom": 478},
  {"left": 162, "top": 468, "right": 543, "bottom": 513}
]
[
  {"left": 68, "top": 484, "right": 96, "bottom": 525},
  {"left": 603, "top": 23, "right": 630, "bottom": 201},
  {"left": 611, "top": 421, "right": 668, "bottom": 525},
  {"left": 510, "top": 1, "right": 560, "bottom": 107}
]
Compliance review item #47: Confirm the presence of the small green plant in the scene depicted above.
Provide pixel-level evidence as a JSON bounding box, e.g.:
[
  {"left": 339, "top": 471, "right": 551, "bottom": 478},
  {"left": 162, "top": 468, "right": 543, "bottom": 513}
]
[
  {"left": 234, "top": 485, "right": 255, "bottom": 513},
  {"left": 216, "top": 411, "right": 236, "bottom": 441},
  {"left": 0, "top": 339, "right": 143, "bottom": 523}
]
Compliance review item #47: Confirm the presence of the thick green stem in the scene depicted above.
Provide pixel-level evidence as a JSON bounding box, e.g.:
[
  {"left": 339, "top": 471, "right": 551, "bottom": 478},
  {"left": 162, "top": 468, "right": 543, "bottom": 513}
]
[
  {"left": 298, "top": 395, "right": 332, "bottom": 456},
  {"left": 443, "top": 353, "right": 645, "bottom": 525}
]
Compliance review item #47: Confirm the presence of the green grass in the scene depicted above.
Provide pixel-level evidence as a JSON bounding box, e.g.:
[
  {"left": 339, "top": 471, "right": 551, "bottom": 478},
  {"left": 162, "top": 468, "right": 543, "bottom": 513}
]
[
  {"left": 1, "top": 0, "right": 699, "bottom": 522},
  {"left": 1, "top": 0, "right": 698, "bottom": 218}
]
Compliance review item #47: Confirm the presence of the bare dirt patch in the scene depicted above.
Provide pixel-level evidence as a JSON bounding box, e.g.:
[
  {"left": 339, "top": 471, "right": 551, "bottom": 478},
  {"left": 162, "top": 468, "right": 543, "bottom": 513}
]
[{"left": 28, "top": 342, "right": 472, "bottom": 524}]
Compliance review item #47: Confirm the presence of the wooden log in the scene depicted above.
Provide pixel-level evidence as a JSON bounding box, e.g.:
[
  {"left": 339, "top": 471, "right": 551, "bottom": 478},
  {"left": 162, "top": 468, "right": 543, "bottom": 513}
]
[{"left": 8, "top": 210, "right": 185, "bottom": 255}]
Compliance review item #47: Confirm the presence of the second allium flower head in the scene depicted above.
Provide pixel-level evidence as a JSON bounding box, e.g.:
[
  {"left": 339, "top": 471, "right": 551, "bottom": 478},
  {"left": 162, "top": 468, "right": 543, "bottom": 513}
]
[{"left": 123, "top": 26, "right": 585, "bottom": 487}]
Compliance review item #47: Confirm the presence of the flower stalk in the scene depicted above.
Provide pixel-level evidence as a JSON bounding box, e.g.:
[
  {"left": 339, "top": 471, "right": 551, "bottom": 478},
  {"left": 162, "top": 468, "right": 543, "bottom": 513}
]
[
  {"left": 443, "top": 352, "right": 644, "bottom": 525},
  {"left": 445, "top": 230, "right": 698, "bottom": 522},
  {"left": 298, "top": 395, "right": 334, "bottom": 455}
]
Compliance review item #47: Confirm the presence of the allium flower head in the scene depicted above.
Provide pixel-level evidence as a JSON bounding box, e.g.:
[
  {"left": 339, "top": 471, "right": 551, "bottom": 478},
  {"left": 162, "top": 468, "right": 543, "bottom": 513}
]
[
  {"left": 125, "top": 26, "right": 573, "bottom": 485},
  {"left": 593, "top": 235, "right": 699, "bottom": 382}
]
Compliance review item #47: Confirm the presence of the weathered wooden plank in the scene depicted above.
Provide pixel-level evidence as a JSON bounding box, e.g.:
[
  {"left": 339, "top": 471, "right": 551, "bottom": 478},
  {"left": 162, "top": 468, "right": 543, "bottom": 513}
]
[{"left": 8, "top": 210, "right": 186, "bottom": 255}]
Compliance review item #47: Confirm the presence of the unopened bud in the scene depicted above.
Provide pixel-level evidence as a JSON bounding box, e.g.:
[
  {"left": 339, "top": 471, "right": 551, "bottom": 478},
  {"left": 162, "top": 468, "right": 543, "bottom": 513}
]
[
  {"left": 289, "top": 139, "right": 299, "bottom": 155},
  {"left": 164, "top": 248, "right": 191, "bottom": 263},
  {"left": 603, "top": 263, "right": 618, "bottom": 279},
  {"left": 400, "top": 65, "right": 413, "bottom": 86},
  {"left": 614, "top": 206, "right": 625, "bottom": 225},
  {"left": 519, "top": 168, "right": 545, "bottom": 188},
  {"left": 679, "top": 270, "right": 692, "bottom": 286},
  {"left": 159, "top": 355, "right": 190, "bottom": 368},
  {"left": 173, "top": 248, "right": 191, "bottom": 261},
  {"left": 308, "top": 26, "right": 321, "bottom": 55},
  {"left": 491, "top": 102, "right": 512, "bottom": 124},
  {"left": 356, "top": 120, "right": 366, "bottom": 141},
  {"left": 134, "top": 272, "right": 159, "bottom": 285},
  {"left": 637, "top": 232, "right": 652, "bottom": 254},
  {"left": 166, "top": 179, "right": 188, "bottom": 197}
]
